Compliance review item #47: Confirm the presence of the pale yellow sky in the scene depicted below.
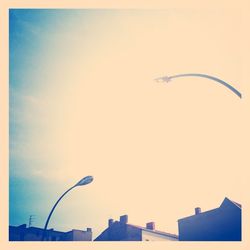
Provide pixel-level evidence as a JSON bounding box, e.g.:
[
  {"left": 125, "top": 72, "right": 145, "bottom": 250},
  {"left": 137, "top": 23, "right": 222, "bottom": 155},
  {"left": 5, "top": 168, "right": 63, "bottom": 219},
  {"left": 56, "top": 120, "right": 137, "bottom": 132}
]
[{"left": 15, "top": 8, "right": 246, "bottom": 234}]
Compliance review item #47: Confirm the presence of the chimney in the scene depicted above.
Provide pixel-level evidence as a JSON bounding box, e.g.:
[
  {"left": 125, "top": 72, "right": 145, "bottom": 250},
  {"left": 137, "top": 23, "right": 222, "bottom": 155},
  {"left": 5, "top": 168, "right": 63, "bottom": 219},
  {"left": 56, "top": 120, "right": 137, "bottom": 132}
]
[
  {"left": 146, "top": 222, "right": 155, "bottom": 230},
  {"left": 87, "top": 228, "right": 92, "bottom": 232},
  {"left": 108, "top": 219, "right": 114, "bottom": 227},
  {"left": 120, "top": 215, "right": 128, "bottom": 224},
  {"left": 195, "top": 207, "right": 201, "bottom": 215}
]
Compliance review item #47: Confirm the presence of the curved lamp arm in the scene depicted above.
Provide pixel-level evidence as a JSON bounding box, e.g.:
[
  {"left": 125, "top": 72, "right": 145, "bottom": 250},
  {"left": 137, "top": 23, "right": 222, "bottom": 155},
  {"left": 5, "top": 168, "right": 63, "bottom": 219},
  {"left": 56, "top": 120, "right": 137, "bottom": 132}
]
[
  {"left": 41, "top": 175, "right": 93, "bottom": 241},
  {"left": 155, "top": 73, "right": 242, "bottom": 98},
  {"left": 41, "top": 185, "right": 76, "bottom": 241}
]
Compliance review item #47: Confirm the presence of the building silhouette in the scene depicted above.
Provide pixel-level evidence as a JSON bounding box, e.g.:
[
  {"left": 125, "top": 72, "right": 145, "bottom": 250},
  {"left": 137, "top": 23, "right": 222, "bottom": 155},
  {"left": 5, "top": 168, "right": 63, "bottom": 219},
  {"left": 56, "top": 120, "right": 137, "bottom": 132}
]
[
  {"left": 9, "top": 197, "right": 241, "bottom": 241},
  {"left": 94, "top": 215, "right": 178, "bottom": 241},
  {"left": 9, "top": 224, "right": 92, "bottom": 241},
  {"left": 178, "top": 197, "right": 241, "bottom": 241}
]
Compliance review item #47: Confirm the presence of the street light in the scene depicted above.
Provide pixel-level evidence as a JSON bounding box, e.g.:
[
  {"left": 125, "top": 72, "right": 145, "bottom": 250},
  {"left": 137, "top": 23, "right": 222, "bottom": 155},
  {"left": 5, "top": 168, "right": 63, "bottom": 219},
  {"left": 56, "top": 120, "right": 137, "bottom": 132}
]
[
  {"left": 41, "top": 175, "right": 94, "bottom": 241},
  {"left": 155, "top": 73, "right": 242, "bottom": 98}
]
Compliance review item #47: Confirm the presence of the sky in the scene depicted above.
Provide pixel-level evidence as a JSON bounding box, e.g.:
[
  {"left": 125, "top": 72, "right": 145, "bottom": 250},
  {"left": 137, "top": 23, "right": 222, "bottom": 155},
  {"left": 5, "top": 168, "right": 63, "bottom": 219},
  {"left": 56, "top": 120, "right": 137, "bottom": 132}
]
[{"left": 9, "top": 9, "right": 247, "bottom": 239}]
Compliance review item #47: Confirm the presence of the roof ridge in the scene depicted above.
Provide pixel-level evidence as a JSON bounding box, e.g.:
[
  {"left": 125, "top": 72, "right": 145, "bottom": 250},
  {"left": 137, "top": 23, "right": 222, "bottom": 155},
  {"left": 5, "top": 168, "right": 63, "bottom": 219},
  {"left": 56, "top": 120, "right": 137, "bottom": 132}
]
[
  {"left": 224, "top": 197, "right": 242, "bottom": 208},
  {"left": 127, "top": 223, "right": 178, "bottom": 238}
]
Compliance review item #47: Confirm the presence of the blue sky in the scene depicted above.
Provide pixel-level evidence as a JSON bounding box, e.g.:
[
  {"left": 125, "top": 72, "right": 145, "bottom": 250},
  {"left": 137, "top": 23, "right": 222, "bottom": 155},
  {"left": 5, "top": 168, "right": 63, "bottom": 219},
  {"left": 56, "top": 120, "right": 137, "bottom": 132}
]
[
  {"left": 9, "top": 9, "right": 108, "bottom": 236},
  {"left": 9, "top": 9, "right": 245, "bottom": 239}
]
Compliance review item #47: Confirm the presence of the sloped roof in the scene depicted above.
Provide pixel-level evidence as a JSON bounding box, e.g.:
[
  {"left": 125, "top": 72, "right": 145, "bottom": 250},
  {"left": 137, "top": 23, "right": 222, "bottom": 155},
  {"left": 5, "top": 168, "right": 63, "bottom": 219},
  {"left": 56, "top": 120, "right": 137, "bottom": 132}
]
[
  {"left": 178, "top": 197, "right": 241, "bottom": 222},
  {"left": 94, "top": 220, "right": 123, "bottom": 241},
  {"left": 226, "top": 197, "right": 241, "bottom": 208},
  {"left": 178, "top": 208, "right": 219, "bottom": 222},
  {"left": 94, "top": 220, "right": 178, "bottom": 240},
  {"left": 127, "top": 223, "right": 178, "bottom": 239},
  {"left": 220, "top": 197, "right": 242, "bottom": 209}
]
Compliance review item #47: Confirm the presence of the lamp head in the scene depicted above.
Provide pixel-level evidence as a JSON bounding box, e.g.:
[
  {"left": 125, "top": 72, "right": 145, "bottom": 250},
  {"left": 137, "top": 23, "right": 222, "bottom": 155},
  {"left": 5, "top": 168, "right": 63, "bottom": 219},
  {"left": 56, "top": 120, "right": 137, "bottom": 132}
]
[
  {"left": 155, "top": 76, "right": 171, "bottom": 83},
  {"left": 75, "top": 176, "right": 94, "bottom": 186}
]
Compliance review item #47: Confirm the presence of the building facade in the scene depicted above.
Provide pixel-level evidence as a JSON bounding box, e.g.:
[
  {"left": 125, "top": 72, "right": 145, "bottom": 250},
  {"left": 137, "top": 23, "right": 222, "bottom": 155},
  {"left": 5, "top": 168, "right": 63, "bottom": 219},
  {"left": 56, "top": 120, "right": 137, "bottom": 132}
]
[
  {"left": 94, "top": 215, "right": 178, "bottom": 241},
  {"left": 9, "top": 224, "right": 92, "bottom": 241},
  {"left": 178, "top": 197, "right": 241, "bottom": 241}
]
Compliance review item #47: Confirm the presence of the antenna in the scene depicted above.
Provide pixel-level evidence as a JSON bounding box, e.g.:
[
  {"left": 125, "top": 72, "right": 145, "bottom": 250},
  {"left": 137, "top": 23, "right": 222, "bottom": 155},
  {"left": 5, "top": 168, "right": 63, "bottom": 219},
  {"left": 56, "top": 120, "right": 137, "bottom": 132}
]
[{"left": 28, "top": 215, "right": 35, "bottom": 227}]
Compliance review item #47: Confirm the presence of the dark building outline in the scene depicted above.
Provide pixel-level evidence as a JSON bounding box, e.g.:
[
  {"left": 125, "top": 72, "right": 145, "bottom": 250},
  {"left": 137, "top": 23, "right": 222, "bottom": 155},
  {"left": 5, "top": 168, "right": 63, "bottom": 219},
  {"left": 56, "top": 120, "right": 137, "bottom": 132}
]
[
  {"left": 178, "top": 197, "right": 242, "bottom": 241},
  {"left": 9, "top": 224, "right": 92, "bottom": 241},
  {"left": 95, "top": 215, "right": 178, "bottom": 241}
]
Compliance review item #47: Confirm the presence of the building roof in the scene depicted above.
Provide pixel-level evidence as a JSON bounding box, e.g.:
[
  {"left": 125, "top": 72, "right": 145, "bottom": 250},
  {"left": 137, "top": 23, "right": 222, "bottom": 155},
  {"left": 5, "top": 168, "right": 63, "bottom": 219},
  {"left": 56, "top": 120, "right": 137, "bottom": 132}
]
[
  {"left": 221, "top": 197, "right": 241, "bottom": 209},
  {"left": 9, "top": 224, "right": 91, "bottom": 234},
  {"left": 9, "top": 224, "right": 65, "bottom": 234},
  {"left": 127, "top": 223, "right": 178, "bottom": 239},
  {"left": 178, "top": 208, "right": 219, "bottom": 222},
  {"left": 94, "top": 216, "right": 178, "bottom": 241},
  {"left": 178, "top": 197, "right": 241, "bottom": 222}
]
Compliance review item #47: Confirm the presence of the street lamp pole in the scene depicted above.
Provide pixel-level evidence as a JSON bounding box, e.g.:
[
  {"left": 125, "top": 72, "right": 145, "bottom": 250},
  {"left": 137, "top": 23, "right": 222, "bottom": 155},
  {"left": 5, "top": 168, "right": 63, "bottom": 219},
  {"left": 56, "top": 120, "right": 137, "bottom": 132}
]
[
  {"left": 41, "top": 175, "right": 93, "bottom": 241},
  {"left": 155, "top": 73, "right": 242, "bottom": 98}
]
